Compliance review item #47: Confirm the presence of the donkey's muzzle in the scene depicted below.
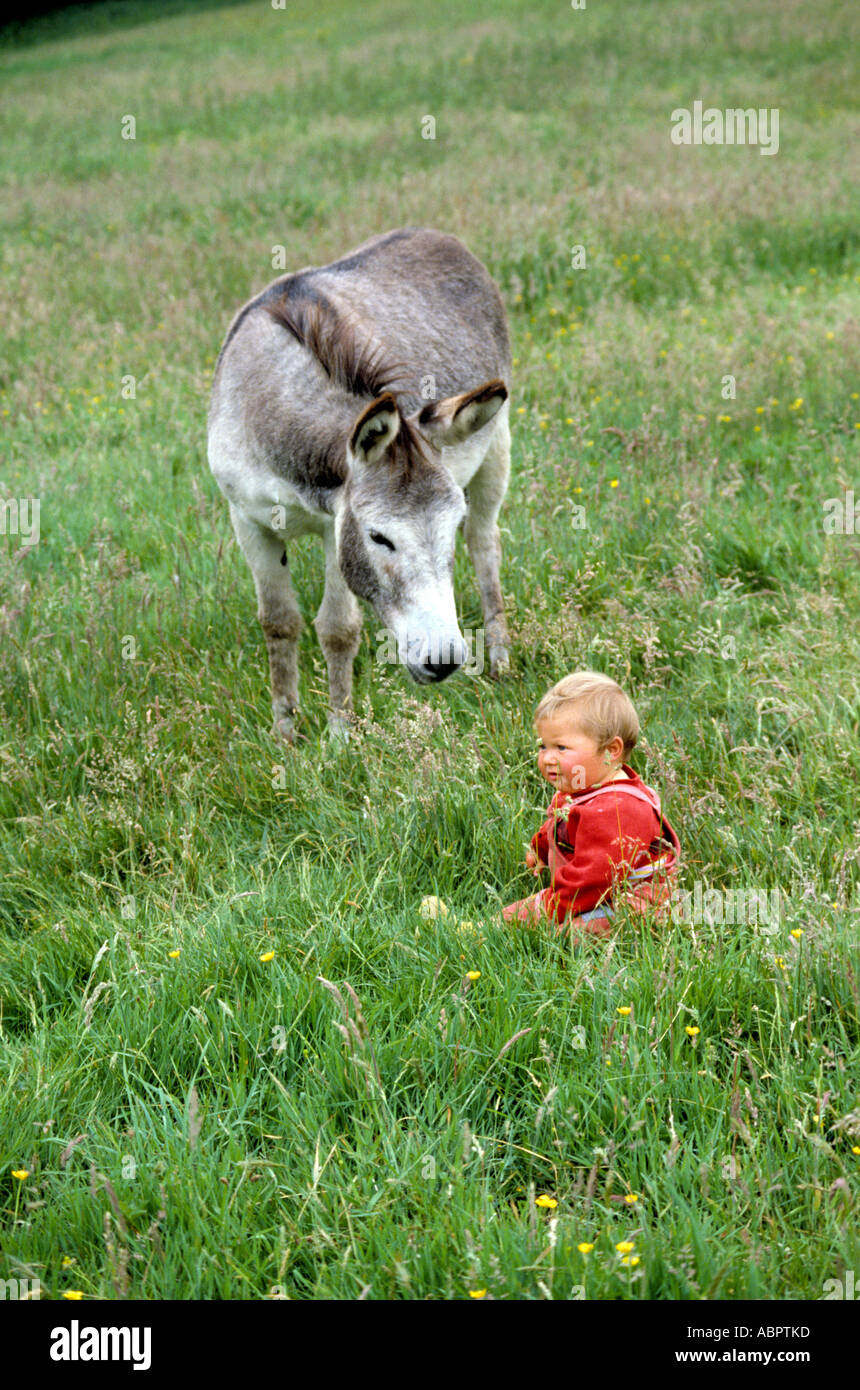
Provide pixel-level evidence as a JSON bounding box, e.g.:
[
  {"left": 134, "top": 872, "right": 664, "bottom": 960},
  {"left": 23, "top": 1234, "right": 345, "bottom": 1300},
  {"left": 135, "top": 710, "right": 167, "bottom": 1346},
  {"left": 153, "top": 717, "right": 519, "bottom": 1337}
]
[
  {"left": 422, "top": 659, "right": 461, "bottom": 682},
  {"left": 403, "top": 628, "right": 468, "bottom": 684},
  {"left": 406, "top": 655, "right": 465, "bottom": 684}
]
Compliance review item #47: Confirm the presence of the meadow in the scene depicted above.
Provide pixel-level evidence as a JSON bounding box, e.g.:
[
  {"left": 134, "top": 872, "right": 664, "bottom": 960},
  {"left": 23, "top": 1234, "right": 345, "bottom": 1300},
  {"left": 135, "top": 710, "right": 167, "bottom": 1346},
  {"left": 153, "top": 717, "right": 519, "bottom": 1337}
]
[{"left": 0, "top": 0, "right": 858, "bottom": 1300}]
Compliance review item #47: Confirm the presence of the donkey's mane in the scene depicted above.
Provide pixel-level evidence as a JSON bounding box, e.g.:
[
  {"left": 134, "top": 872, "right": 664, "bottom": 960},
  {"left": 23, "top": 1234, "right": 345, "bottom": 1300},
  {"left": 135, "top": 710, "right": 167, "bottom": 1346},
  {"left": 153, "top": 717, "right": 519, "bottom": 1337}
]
[
  {"left": 264, "top": 281, "right": 433, "bottom": 482},
  {"left": 265, "top": 281, "right": 405, "bottom": 402}
]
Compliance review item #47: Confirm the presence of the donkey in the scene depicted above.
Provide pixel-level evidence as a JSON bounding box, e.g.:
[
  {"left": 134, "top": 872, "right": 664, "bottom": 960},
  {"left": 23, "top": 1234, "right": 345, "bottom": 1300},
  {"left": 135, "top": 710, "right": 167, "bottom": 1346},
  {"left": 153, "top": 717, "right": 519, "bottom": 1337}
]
[{"left": 207, "top": 227, "right": 512, "bottom": 741}]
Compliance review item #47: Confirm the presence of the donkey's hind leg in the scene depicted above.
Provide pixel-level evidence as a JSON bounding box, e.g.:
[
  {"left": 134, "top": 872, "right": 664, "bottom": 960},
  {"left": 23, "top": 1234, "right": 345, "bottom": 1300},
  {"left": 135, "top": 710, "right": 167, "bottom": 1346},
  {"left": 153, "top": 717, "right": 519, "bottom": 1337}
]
[
  {"left": 314, "top": 526, "right": 363, "bottom": 739},
  {"left": 230, "top": 504, "right": 303, "bottom": 743},
  {"left": 463, "top": 413, "right": 512, "bottom": 677}
]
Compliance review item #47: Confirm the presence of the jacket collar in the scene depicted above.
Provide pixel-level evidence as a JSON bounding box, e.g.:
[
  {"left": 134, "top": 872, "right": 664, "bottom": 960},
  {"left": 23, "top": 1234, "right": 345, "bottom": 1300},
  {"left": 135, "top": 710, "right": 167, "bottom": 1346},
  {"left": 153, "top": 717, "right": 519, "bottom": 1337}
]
[{"left": 549, "top": 763, "right": 642, "bottom": 805}]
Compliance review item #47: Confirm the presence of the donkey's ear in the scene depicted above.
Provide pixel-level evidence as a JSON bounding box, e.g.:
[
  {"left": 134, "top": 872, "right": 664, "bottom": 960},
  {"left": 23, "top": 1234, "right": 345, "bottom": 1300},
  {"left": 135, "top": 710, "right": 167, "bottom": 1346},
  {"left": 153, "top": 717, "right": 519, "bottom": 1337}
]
[
  {"left": 413, "top": 379, "right": 507, "bottom": 448},
  {"left": 348, "top": 393, "right": 401, "bottom": 467}
]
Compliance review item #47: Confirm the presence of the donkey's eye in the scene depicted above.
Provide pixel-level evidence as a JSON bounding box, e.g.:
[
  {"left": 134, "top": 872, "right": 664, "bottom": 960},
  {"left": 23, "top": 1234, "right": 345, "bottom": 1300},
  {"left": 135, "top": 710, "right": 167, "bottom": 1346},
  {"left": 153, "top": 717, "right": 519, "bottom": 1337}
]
[{"left": 369, "top": 530, "right": 395, "bottom": 551}]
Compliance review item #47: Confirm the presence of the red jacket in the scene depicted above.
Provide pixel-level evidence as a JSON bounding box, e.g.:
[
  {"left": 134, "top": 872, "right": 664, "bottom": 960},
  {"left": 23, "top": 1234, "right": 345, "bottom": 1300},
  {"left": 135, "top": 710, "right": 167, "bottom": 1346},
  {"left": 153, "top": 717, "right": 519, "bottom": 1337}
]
[{"left": 530, "top": 765, "right": 681, "bottom": 925}]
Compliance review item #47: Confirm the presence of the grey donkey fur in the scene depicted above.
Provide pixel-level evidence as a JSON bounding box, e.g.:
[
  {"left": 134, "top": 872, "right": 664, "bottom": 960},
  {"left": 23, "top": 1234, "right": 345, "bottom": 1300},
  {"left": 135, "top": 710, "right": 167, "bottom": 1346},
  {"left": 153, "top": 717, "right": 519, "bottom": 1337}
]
[{"left": 207, "top": 226, "right": 513, "bottom": 741}]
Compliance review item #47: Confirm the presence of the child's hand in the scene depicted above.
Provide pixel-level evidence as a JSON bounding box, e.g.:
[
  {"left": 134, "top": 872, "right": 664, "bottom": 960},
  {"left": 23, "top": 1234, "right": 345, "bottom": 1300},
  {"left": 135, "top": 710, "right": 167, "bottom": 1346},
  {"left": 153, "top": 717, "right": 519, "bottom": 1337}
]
[{"left": 525, "top": 847, "right": 545, "bottom": 876}]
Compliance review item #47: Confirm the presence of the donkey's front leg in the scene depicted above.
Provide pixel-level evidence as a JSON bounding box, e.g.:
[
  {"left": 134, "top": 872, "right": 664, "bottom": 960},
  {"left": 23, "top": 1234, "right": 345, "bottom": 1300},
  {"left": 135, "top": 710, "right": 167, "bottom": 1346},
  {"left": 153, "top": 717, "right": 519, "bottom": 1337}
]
[
  {"left": 463, "top": 418, "right": 512, "bottom": 678},
  {"left": 230, "top": 504, "right": 303, "bottom": 743},
  {"left": 314, "top": 527, "right": 363, "bottom": 739}
]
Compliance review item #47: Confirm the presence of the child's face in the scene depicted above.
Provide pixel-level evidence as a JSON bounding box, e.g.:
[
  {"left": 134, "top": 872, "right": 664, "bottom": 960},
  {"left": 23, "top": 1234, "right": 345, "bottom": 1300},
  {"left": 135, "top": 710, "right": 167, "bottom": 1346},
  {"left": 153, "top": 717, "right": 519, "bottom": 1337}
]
[{"left": 536, "top": 713, "right": 615, "bottom": 793}]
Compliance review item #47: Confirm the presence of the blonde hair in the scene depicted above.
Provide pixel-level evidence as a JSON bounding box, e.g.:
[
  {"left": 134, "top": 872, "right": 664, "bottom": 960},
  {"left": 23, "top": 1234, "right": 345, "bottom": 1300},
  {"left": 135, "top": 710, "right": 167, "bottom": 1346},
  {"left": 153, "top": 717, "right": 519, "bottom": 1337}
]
[{"left": 534, "top": 670, "right": 640, "bottom": 756}]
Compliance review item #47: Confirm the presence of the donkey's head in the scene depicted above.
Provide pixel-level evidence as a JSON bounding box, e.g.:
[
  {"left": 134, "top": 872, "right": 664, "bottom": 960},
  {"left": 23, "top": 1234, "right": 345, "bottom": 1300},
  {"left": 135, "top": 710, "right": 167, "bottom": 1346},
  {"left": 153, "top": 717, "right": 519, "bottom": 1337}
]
[{"left": 336, "top": 380, "right": 507, "bottom": 684}]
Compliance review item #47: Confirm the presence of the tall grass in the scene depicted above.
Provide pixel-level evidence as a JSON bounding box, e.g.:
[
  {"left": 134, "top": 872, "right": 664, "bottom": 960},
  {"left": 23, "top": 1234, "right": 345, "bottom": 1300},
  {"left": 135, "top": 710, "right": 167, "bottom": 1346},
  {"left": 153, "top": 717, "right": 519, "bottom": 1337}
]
[{"left": 0, "top": 0, "right": 858, "bottom": 1299}]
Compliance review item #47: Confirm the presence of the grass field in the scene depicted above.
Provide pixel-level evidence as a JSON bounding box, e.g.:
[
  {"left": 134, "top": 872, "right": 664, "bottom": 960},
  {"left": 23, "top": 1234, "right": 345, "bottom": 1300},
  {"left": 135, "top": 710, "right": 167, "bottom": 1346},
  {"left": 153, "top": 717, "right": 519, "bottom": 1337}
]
[{"left": 0, "top": 0, "right": 858, "bottom": 1301}]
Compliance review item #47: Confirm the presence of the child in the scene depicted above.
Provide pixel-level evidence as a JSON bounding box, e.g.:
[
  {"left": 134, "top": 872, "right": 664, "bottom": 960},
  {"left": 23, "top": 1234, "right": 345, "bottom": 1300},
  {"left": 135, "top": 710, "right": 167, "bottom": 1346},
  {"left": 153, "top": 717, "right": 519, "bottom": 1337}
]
[{"left": 501, "top": 671, "right": 680, "bottom": 938}]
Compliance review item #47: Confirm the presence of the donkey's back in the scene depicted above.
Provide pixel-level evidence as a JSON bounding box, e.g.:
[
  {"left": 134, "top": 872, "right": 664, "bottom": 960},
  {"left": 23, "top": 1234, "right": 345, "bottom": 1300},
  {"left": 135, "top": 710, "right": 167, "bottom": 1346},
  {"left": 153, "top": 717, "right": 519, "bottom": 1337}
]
[
  {"left": 208, "top": 227, "right": 513, "bottom": 741},
  {"left": 213, "top": 227, "right": 510, "bottom": 415}
]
